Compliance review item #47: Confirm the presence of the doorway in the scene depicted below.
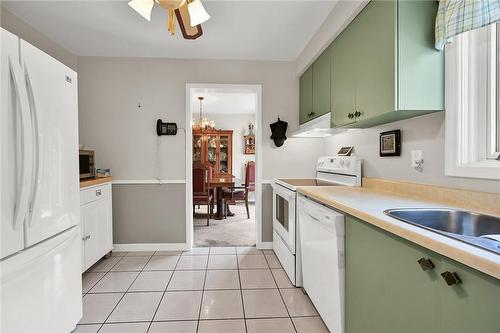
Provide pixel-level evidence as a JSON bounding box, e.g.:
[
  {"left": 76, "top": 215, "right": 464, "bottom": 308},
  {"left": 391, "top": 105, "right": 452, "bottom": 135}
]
[{"left": 185, "top": 84, "right": 262, "bottom": 248}]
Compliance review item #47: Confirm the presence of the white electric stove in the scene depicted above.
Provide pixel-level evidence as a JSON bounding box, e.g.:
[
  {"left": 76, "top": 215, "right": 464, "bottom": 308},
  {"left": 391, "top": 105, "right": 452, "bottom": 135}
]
[{"left": 271, "top": 156, "right": 362, "bottom": 286}]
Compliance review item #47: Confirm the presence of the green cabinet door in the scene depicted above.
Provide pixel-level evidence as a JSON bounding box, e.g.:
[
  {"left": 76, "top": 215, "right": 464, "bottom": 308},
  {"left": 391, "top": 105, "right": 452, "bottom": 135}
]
[
  {"left": 398, "top": 0, "right": 444, "bottom": 111},
  {"left": 299, "top": 66, "right": 313, "bottom": 125},
  {"left": 439, "top": 257, "right": 500, "bottom": 333},
  {"left": 353, "top": 0, "right": 396, "bottom": 121},
  {"left": 346, "top": 216, "right": 441, "bottom": 333},
  {"left": 312, "top": 46, "right": 331, "bottom": 120},
  {"left": 330, "top": 28, "right": 356, "bottom": 127}
]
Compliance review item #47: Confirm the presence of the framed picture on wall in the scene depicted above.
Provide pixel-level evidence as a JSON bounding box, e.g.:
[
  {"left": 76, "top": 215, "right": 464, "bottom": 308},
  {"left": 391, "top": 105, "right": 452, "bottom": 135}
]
[
  {"left": 244, "top": 135, "right": 255, "bottom": 155},
  {"left": 379, "top": 129, "right": 401, "bottom": 157}
]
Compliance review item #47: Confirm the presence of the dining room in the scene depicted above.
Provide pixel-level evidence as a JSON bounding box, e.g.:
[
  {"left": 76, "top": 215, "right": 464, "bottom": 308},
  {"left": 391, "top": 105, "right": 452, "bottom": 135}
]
[{"left": 189, "top": 86, "right": 258, "bottom": 247}]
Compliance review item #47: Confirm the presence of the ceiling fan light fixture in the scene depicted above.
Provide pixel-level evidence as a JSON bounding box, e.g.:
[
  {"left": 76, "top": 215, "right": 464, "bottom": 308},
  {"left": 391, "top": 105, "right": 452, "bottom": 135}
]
[
  {"left": 128, "top": 0, "right": 155, "bottom": 21},
  {"left": 187, "top": 0, "right": 210, "bottom": 26}
]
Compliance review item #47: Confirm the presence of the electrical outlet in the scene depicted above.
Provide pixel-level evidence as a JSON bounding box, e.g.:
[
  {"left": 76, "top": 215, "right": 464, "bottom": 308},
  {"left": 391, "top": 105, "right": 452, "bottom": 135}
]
[
  {"left": 411, "top": 150, "right": 424, "bottom": 172},
  {"left": 411, "top": 150, "right": 423, "bottom": 167}
]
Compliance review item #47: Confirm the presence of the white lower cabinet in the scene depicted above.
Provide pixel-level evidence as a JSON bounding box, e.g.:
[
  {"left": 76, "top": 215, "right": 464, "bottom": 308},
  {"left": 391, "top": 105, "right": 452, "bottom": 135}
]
[{"left": 80, "top": 183, "right": 113, "bottom": 272}]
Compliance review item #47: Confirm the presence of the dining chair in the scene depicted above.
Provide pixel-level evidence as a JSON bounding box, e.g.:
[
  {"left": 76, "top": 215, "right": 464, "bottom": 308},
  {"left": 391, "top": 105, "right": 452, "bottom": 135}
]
[
  {"left": 193, "top": 162, "right": 213, "bottom": 226},
  {"left": 224, "top": 161, "right": 255, "bottom": 219}
]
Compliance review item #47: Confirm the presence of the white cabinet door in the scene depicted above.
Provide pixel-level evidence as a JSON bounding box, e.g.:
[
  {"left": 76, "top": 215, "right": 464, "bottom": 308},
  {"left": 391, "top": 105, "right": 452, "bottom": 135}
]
[
  {"left": 20, "top": 40, "right": 79, "bottom": 247},
  {"left": 1, "top": 29, "right": 32, "bottom": 259},
  {"left": 81, "top": 184, "right": 113, "bottom": 271}
]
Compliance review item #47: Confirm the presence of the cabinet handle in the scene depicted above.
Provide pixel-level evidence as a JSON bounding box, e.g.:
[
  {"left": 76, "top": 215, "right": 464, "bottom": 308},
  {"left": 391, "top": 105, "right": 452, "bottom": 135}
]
[
  {"left": 441, "top": 271, "right": 461, "bottom": 286},
  {"left": 96, "top": 189, "right": 102, "bottom": 196},
  {"left": 307, "top": 112, "right": 316, "bottom": 118},
  {"left": 354, "top": 111, "right": 361, "bottom": 118},
  {"left": 417, "top": 258, "right": 435, "bottom": 271},
  {"left": 82, "top": 235, "right": 91, "bottom": 241},
  {"left": 348, "top": 113, "right": 354, "bottom": 119}
]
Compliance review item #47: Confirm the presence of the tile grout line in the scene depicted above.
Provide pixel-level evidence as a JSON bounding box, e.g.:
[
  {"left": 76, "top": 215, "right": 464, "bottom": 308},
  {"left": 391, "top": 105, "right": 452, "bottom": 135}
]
[
  {"left": 81, "top": 254, "right": 128, "bottom": 332},
  {"left": 84, "top": 254, "right": 127, "bottom": 296},
  {"left": 95, "top": 253, "right": 156, "bottom": 333},
  {"left": 195, "top": 249, "right": 210, "bottom": 333},
  {"left": 145, "top": 252, "right": 182, "bottom": 333},
  {"left": 76, "top": 314, "right": 323, "bottom": 327},
  {"left": 262, "top": 251, "right": 299, "bottom": 333},
  {"left": 236, "top": 248, "right": 249, "bottom": 333}
]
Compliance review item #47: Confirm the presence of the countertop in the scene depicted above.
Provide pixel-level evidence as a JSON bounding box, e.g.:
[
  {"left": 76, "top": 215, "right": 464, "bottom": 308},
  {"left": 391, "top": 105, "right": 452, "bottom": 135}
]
[
  {"left": 80, "top": 176, "right": 113, "bottom": 189},
  {"left": 296, "top": 184, "right": 500, "bottom": 279}
]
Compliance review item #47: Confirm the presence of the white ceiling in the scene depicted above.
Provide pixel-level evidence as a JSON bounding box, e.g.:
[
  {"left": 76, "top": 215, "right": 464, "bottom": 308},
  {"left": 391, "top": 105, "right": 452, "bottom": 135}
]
[
  {"left": 2, "top": 0, "right": 337, "bottom": 61},
  {"left": 190, "top": 87, "right": 256, "bottom": 114}
]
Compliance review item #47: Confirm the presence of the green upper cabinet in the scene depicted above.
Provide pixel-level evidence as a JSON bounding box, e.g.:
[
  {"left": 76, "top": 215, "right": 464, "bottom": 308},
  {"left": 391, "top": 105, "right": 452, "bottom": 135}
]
[
  {"left": 299, "top": 66, "right": 313, "bottom": 125},
  {"left": 331, "top": 26, "right": 357, "bottom": 127},
  {"left": 342, "top": 0, "right": 444, "bottom": 128},
  {"left": 352, "top": 0, "right": 396, "bottom": 123},
  {"left": 299, "top": 47, "right": 331, "bottom": 125},
  {"left": 312, "top": 45, "right": 331, "bottom": 119},
  {"left": 346, "top": 215, "right": 500, "bottom": 333},
  {"left": 299, "top": 0, "right": 445, "bottom": 128},
  {"left": 398, "top": 0, "right": 445, "bottom": 111}
]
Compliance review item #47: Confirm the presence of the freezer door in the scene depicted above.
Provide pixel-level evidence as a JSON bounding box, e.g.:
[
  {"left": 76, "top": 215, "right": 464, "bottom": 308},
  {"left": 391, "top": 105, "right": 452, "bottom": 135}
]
[
  {"left": 1, "top": 28, "right": 32, "bottom": 259},
  {"left": 1, "top": 226, "right": 82, "bottom": 333},
  {"left": 20, "top": 40, "right": 79, "bottom": 247}
]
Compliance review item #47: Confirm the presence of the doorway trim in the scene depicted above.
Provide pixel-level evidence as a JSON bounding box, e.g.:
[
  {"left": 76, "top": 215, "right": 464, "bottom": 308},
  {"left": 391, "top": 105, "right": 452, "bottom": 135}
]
[{"left": 185, "top": 83, "right": 263, "bottom": 249}]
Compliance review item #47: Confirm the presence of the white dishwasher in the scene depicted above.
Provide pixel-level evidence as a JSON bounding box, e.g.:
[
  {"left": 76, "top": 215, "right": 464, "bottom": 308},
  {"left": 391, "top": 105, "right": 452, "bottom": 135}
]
[{"left": 298, "top": 194, "right": 345, "bottom": 333}]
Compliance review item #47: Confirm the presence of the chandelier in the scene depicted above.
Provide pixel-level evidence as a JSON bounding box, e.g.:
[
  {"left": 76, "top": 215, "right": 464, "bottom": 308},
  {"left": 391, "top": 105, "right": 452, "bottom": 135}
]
[{"left": 192, "top": 96, "right": 215, "bottom": 130}]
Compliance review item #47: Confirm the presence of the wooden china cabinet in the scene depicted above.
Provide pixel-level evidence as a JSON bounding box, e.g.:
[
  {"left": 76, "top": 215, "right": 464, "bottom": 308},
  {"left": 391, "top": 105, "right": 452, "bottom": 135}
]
[{"left": 193, "top": 129, "right": 233, "bottom": 178}]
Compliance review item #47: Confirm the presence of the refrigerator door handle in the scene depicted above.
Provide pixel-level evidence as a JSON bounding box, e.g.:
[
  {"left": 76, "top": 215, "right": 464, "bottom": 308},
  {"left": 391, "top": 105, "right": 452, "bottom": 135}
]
[
  {"left": 8, "top": 56, "right": 33, "bottom": 231},
  {"left": 24, "top": 66, "right": 41, "bottom": 226}
]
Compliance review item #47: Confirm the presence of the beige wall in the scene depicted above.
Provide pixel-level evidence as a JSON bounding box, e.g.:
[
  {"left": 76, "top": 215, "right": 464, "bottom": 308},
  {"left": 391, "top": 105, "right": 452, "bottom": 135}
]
[
  {"left": 1, "top": 7, "right": 77, "bottom": 70},
  {"left": 78, "top": 56, "right": 324, "bottom": 245},
  {"left": 323, "top": 112, "right": 500, "bottom": 193},
  {"left": 112, "top": 184, "right": 186, "bottom": 244},
  {"left": 78, "top": 57, "right": 323, "bottom": 181}
]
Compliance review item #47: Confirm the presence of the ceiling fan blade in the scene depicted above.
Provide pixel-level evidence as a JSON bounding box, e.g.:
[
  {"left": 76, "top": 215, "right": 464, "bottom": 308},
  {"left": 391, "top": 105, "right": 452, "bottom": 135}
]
[
  {"left": 187, "top": 0, "right": 210, "bottom": 26},
  {"left": 128, "top": 0, "right": 155, "bottom": 21},
  {"left": 175, "top": 2, "right": 203, "bottom": 40}
]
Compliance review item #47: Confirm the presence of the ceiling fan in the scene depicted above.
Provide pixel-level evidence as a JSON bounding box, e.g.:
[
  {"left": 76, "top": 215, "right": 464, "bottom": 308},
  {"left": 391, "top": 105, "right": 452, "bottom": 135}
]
[{"left": 128, "top": 0, "right": 210, "bottom": 40}]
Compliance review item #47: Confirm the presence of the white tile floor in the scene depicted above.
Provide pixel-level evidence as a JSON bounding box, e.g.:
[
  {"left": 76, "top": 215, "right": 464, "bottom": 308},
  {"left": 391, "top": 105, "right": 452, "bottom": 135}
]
[{"left": 75, "top": 247, "right": 329, "bottom": 333}]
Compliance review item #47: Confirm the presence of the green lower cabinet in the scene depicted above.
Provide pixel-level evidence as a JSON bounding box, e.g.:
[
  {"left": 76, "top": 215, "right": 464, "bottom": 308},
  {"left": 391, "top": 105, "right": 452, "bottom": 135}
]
[
  {"left": 439, "top": 257, "right": 500, "bottom": 333},
  {"left": 346, "top": 216, "right": 500, "bottom": 333},
  {"left": 346, "top": 216, "right": 441, "bottom": 333}
]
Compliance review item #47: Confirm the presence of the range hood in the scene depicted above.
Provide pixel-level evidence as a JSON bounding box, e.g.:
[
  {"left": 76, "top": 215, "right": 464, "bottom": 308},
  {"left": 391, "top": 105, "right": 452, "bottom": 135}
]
[{"left": 290, "top": 113, "right": 344, "bottom": 138}]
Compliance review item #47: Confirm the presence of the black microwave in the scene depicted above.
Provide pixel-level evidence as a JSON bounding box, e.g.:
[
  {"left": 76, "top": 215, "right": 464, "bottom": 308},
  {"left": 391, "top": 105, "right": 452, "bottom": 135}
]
[{"left": 79, "top": 150, "right": 95, "bottom": 179}]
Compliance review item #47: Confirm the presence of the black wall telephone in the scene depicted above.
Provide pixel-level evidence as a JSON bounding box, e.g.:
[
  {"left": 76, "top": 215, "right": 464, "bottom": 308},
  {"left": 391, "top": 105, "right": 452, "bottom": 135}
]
[{"left": 156, "top": 119, "right": 178, "bottom": 136}]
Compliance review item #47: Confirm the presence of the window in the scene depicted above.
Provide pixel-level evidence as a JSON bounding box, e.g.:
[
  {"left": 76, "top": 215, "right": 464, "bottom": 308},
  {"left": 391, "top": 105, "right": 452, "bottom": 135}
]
[{"left": 445, "top": 23, "right": 500, "bottom": 180}]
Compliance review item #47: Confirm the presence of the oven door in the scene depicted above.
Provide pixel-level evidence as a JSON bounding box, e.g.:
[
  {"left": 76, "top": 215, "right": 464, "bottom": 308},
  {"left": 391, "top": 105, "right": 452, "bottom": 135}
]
[
  {"left": 272, "top": 183, "right": 296, "bottom": 254},
  {"left": 79, "top": 150, "right": 95, "bottom": 179}
]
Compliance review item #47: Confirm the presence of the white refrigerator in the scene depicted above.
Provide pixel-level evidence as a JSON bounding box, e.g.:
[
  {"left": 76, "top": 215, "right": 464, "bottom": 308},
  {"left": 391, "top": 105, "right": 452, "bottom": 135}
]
[{"left": 1, "top": 28, "right": 82, "bottom": 332}]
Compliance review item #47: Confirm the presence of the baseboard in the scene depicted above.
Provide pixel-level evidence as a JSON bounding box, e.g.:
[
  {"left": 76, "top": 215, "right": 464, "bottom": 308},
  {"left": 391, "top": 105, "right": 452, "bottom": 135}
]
[
  {"left": 113, "top": 243, "right": 189, "bottom": 252},
  {"left": 257, "top": 241, "right": 273, "bottom": 250}
]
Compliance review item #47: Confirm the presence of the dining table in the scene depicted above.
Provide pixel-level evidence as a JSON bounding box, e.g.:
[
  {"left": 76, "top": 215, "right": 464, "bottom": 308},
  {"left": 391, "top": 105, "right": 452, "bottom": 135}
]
[{"left": 208, "top": 176, "right": 236, "bottom": 220}]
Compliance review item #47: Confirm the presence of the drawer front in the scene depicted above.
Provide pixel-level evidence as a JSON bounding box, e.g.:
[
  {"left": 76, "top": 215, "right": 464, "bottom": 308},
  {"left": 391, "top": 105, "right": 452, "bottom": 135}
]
[{"left": 80, "top": 183, "right": 111, "bottom": 205}]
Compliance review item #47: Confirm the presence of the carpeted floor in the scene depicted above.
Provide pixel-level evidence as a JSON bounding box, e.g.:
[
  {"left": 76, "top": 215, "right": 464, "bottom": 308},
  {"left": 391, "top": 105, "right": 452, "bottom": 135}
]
[{"left": 194, "top": 203, "right": 255, "bottom": 247}]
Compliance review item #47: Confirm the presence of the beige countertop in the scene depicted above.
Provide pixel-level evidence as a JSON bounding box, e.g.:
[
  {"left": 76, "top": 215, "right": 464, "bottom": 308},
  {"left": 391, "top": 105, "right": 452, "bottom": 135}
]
[
  {"left": 80, "top": 176, "right": 113, "bottom": 189},
  {"left": 296, "top": 183, "right": 500, "bottom": 279}
]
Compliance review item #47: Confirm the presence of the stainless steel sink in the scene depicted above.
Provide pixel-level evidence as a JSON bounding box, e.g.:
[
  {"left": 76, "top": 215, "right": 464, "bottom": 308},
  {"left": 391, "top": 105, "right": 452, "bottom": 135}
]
[{"left": 384, "top": 208, "right": 500, "bottom": 254}]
